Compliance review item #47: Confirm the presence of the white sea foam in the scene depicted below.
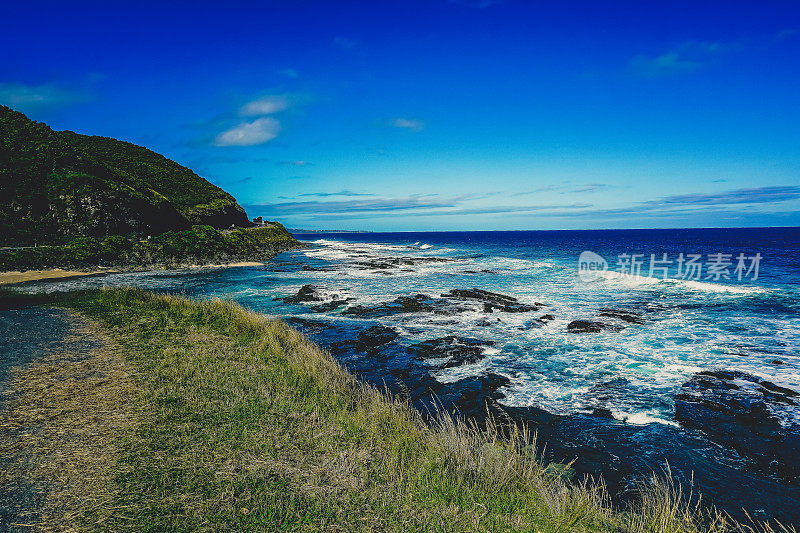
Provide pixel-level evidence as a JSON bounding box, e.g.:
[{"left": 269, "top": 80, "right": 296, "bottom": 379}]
[
  {"left": 611, "top": 410, "right": 679, "bottom": 427},
  {"left": 597, "top": 270, "right": 768, "bottom": 295}
]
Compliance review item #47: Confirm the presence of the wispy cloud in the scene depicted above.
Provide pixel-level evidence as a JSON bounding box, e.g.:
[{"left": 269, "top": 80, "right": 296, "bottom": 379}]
[
  {"left": 297, "top": 190, "right": 376, "bottom": 198},
  {"left": 252, "top": 186, "right": 800, "bottom": 223},
  {"left": 276, "top": 160, "right": 312, "bottom": 167},
  {"left": 572, "top": 183, "right": 611, "bottom": 193},
  {"left": 333, "top": 36, "right": 358, "bottom": 49},
  {"left": 448, "top": 0, "right": 504, "bottom": 8},
  {"left": 279, "top": 68, "right": 299, "bottom": 79},
  {"left": 239, "top": 95, "right": 289, "bottom": 116},
  {"left": 520, "top": 183, "right": 612, "bottom": 194},
  {"left": 215, "top": 117, "right": 280, "bottom": 146},
  {"left": 629, "top": 41, "right": 733, "bottom": 77},
  {"left": 392, "top": 118, "right": 425, "bottom": 131},
  {"left": 247, "top": 195, "right": 454, "bottom": 215},
  {"left": 0, "top": 82, "right": 90, "bottom": 113},
  {"left": 511, "top": 186, "right": 800, "bottom": 221},
  {"left": 645, "top": 186, "right": 800, "bottom": 206},
  {"left": 246, "top": 192, "right": 591, "bottom": 219}
]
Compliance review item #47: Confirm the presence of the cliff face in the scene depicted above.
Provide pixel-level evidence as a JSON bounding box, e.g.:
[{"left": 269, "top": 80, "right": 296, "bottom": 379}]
[{"left": 0, "top": 106, "right": 251, "bottom": 245}]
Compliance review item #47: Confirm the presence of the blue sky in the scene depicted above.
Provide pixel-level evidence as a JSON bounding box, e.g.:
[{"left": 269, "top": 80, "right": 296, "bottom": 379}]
[{"left": 2, "top": 0, "right": 799, "bottom": 231}]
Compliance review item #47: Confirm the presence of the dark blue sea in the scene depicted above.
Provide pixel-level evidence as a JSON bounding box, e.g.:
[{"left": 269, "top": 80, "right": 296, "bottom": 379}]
[{"left": 24, "top": 227, "right": 800, "bottom": 523}]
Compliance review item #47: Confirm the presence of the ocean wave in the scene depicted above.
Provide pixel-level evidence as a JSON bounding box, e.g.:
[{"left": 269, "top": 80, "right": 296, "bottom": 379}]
[{"left": 596, "top": 270, "right": 769, "bottom": 295}]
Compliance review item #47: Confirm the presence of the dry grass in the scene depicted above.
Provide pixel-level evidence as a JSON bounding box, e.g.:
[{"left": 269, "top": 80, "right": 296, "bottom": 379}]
[
  {"left": 1, "top": 287, "right": 793, "bottom": 532},
  {"left": 0, "top": 311, "right": 136, "bottom": 531}
]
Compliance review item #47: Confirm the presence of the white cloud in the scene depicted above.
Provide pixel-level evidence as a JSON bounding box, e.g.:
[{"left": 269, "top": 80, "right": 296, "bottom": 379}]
[
  {"left": 215, "top": 117, "right": 280, "bottom": 147},
  {"left": 392, "top": 118, "right": 425, "bottom": 131},
  {"left": 239, "top": 95, "right": 289, "bottom": 116},
  {"left": 0, "top": 82, "right": 89, "bottom": 113}
]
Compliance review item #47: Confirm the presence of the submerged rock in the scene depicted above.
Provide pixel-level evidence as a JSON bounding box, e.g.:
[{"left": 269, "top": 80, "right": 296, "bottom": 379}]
[
  {"left": 408, "top": 335, "right": 495, "bottom": 369},
  {"left": 674, "top": 369, "right": 800, "bottom": 476},
  {"left": 567, "top": 320, "right": 624, "bottom": 333}
]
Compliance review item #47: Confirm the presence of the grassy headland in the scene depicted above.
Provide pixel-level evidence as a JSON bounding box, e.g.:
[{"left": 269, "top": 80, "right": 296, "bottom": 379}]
[
  {"left": 1, "top": 288, "right": 774, "bottom": 531},
  {"left": 0, "top": 106, "right": 250, "bottom": 245}
]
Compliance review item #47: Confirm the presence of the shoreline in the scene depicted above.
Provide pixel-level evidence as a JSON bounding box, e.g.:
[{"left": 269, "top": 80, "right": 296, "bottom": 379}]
[{"left": 0, "top": 261, "right": 270, "bottom": 286}]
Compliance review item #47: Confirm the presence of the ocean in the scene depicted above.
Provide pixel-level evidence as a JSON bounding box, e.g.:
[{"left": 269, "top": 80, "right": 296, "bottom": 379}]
[{"left": 21, "top": 227, "right": 800, "bottom": 522}]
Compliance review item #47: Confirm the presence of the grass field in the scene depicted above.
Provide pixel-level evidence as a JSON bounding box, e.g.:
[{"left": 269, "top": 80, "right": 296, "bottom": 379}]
[{"left": 0, "top": 288, "right": 786, "bottom": 532}]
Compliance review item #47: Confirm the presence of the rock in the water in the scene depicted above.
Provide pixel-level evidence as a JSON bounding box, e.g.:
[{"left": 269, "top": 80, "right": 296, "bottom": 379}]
[
  {"left": 408, "top": 335, "right": 495, "bottom": 369},
  {"left": 276, "top": 284, "right": 324, "bottom": 303},
  {"left": 518, "top": 318, "right": 545, "bottom": 330},
  {"left": 442, "top": 288, "right": 541, "bottom": 313},
  {"left": 675, "top": 369, "right": 800, "bottom": 476},
  {"left": 276, "top": 284, "right": 351, "bottom": 310},
  {"left": 302, "top": 265, "right": 332, "bottom": 271},
  {"left": 567, "top": 320, "right": 624, "bottom": 333},
  {"left": 598, "top": 308, "right": 645, "bottom": 324},
  {"left": 342, "top": 294, "right": 471, "bottom": 318},
  {"left": 309, "top": 300, "right": 349, "bottom": 312},
  {"left": 355, "top": 257, "right": 450, "bottom": 270},
  {"left": 592, "top": 407, "right": 616, "bottom": 419},
  {"left": 330, "top": 324, "right": 399, "bottom": 354}
]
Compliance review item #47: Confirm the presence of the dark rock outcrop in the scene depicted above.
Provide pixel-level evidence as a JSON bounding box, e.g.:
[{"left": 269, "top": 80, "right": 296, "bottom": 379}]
[
  {"left": 567, "top": 320, "right": 624, "bottom": 333},
  {"left": 408, "top": 336, "right": 495, "bottom": 369},
  {"left": 441, "top": 288, "right": 542, "bottom": 313},
  {"left": 355, "top": 257, "right": 450, "bottom": 270},
  {"left": 598, "top": 308, "right": 645, "bottom": 324},
  {"left": 342, "top": 294, "right": 471, "bottom": 318},
  {"left": 675, "top": 369, "right": 800, "bottom": 476},
  {"left": 275, "top": 284, "right": 351, "bottom": 310},
  {"left": 330, "top": 325, "right": 399, "bottom": 355}
]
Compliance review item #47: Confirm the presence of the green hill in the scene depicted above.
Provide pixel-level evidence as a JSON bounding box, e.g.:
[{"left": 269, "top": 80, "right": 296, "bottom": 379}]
[{"left": 0, "top": 106, "right": 251, "bottom": 245}]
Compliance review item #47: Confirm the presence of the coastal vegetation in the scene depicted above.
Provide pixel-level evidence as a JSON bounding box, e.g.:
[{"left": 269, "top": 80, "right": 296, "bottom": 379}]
[
  {"left": 2, "top": 287, "right": 779, "bottom": 531},
  {"left": 0, "top": 223, "right": 300, "bottom": 272},
  {"left": 0, "top": 106, "right": 250, "bottom": 246}
]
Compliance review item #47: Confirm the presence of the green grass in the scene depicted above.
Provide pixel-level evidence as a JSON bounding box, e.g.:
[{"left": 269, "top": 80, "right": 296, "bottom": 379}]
[{"left": 3, "top": 288, "right": 786, "bottom": 532}]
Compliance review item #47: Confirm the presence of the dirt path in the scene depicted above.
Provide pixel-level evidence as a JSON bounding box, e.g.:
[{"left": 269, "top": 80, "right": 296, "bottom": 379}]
[{"left": 0, "top": 306, "right": 135, "bottom": 531}]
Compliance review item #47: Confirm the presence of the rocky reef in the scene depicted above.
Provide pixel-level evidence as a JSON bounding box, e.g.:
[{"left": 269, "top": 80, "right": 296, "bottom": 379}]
[{"left": 675, "top": 369, "right": 800, "bottom": 476}]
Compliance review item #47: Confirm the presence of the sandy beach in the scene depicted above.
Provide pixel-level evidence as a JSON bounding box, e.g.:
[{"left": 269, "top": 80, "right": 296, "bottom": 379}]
[{"left": 0, "top": 269, "right": 117, "bottom": 285}]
